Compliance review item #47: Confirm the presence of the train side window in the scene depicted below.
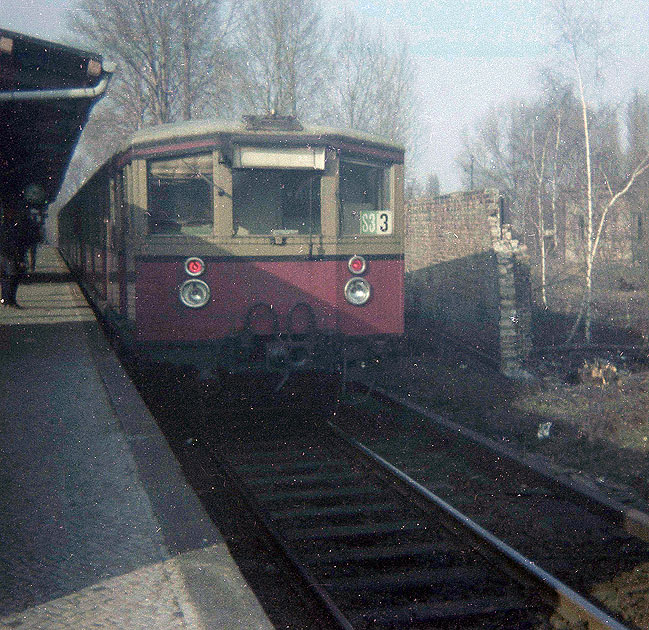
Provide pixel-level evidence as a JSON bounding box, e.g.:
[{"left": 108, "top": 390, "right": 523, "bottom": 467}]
[
  {"left": 340, "top": 161, "right": 391, "bottom": 236},
  {"left": 232, "top": 169, "right": 321, "bottom": 236},
  {"left": 147, "top": 154, "right": 213, "bottom": 235}
]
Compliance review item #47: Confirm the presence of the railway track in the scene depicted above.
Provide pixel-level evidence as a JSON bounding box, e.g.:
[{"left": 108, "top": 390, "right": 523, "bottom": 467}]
[
  {"left": 186, "top": 408, "right": 633, "bottom": 630},
  {"left": 336, "top": 389, "right": 649, "bottom": 593}
]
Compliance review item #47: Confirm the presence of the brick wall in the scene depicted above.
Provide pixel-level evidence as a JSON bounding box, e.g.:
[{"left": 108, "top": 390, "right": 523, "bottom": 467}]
[{"left": 405, "top": 190, "right": 531, "bottom": 375}]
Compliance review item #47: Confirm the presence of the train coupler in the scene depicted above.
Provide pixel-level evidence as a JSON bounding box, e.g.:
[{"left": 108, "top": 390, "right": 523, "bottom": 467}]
[{"left": 265, "top": 340, "right": 313, "bottom": 373}]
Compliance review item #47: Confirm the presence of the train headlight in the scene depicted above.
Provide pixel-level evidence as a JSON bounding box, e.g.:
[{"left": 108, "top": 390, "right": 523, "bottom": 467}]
[
  {"left": 348, "top": 255, "right": 366, "bottom": 275},
  {"left": 179, "top": 279, "right": 211, "bottom": 308},
  {"left": 344, "top": 277, "right": 371, "bottom": 306},
  {"left": 185, "top": 257, "right": 205, "bottom": 276}
]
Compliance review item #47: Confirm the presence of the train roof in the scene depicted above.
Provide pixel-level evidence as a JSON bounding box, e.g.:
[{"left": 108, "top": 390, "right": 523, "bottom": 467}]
[{"left": 120, "top": 117, "right": 405, "bottom": 164}]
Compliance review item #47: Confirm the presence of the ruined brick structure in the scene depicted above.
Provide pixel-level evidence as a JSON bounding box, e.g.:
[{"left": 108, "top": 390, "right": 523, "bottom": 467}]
[{"left": 405, "top": 190, "right": 531, "bottom": 376}]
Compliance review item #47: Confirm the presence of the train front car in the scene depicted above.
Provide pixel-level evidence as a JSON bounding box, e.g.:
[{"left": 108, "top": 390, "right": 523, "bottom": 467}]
[{"left": 60, "top": 116, "right": 404, "bottom": 377}]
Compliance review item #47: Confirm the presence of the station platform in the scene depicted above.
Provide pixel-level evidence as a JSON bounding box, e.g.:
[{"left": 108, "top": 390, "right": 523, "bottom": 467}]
[{"left": 0, "top": 247, "right": 273, "bottom": 629}]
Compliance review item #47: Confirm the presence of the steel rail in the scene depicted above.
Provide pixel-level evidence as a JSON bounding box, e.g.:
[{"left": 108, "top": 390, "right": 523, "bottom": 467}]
[
  {"left": 328, "top": 419, "right": 631, "bottom": 630},
  {"left": 367, "top": 383, "right": 649, "bottom": 543}
]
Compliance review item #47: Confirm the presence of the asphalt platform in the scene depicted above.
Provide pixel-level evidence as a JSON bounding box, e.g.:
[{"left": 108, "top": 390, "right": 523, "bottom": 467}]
[{"left": 0, "top": 246, "right": 273, "bottom": 629}]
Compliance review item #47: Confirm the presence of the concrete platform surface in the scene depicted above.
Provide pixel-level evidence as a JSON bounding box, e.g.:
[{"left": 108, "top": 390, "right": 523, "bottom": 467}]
[{"left": 0, "top": 247, "right": 273, "bottom": 629}]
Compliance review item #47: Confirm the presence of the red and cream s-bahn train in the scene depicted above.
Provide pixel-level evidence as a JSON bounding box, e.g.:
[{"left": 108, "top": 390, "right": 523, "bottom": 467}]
[{"left": 58, "top": 115, "right": 404, "bottom": 377}]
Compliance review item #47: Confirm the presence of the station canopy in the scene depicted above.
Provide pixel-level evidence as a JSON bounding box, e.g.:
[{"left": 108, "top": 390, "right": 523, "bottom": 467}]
[{"left": 0, "top": 28, "right": 113, "bottom": 207}]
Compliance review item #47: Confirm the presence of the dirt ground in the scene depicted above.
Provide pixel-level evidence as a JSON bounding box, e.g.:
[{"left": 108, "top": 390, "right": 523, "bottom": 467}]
[
  {"left": 360, "top": 261, "right": 649, "bottom": 513},
  {"left": 362, "top": 343, "right": 649, "bottom": 509},
  {"left": 357, "top": 328, "right": 649, "bottom": 627},
  {"left": 353, "top": 344, "right": 649, "bottom": 628},
  {"left": 525, "top": 261, "right": 649, "bottom": 506}
]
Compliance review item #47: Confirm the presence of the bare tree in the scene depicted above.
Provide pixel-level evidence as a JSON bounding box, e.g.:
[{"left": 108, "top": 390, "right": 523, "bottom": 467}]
[
  {"left": 425, "top": 173, "right": 440, "bottom": 198},
  {"left": 530, "top": 120, "right": 552, "bottom": 307},
  {"left": 549, "top": 0, "right": 649, "bottom": 342},
  {"left": 176, "top": 0, "right": 238, "bottom": 121},
  {"left": 232, "top": 2, "right": 414, "bottom": 148},
  {"left": 318, "top": 11, "right": 415, "bottom": 147},
  {"left": 69, "top": 0, "right": 236, "bottom": 158},
  {"left": 66, "top": 0, "right": 416, "bottom": 182},
  {"left": 235, "top": 0, "right": 327, "bottom": 118},
  {"left": 626, "top": 91, "right": 649, "bottom": 263},
  {"left": 326, "top": 11, "right": 376, "bottom": 131},
  {"left": 525, "top": 88, "right": 577, "bottom": 307},
  {"left": 627, "top": 91, "right": 649, "bottom": 165},
  {"left": 550, "top": 0, "right": 607, "bottom": 341},
  {"left": 373, "top": 39, "right": 415, "bottom": 145},
  {"left": 457, "top": 101, "right": 532, "bottom": 228},
  {"left": 404, "top": 176, "right": 423, "bottom": 201}
]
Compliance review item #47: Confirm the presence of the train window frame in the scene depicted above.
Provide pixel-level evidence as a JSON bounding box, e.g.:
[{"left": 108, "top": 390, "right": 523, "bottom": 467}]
[
  {"left": 146, "top": 152, "right": 215, "bottom": 237},
  {"left": 339, "top": 159, "right": 392, "bottom": 237},
  {"left": 231, "top": 168, "right": 322, "bottom": 237}
]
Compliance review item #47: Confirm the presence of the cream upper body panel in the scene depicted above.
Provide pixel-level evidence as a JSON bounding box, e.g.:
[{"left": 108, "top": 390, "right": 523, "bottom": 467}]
[{"left": 115, "top": 117, "right": 404, "bottom": 255}]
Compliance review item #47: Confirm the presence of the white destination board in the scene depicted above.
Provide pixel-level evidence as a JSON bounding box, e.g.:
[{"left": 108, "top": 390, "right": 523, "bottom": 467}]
[{"left": 360, "top": 210, "right": 393, "bottom": 235}]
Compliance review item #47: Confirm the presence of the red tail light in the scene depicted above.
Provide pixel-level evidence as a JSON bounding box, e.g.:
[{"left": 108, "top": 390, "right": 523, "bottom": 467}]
[
  {"left": 185, "top": 257, "right": 205, "bottom": 276},
  {"left": 348, "top": 255, "right": 366, "bottom": 275}
]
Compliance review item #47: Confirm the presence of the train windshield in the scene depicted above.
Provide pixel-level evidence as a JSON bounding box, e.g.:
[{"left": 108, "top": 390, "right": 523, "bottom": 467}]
[
  {"left": 147, "top": 153, "right": 213, "bottom": 235},
  {"left": 340, "top": 160, "right": 392, "bottom": 236},
  {"left": 232, "top": 169, "right": 321, "bottom": 236}
]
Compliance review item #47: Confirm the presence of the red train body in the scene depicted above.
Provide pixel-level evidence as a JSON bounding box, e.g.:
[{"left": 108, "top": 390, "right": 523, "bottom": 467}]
[{"left": 58, "top": 116, "right": 404, "bottom": 375}]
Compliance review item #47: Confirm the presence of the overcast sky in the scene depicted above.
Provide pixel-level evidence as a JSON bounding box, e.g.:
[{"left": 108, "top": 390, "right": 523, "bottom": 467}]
[{"left": 3, "top": 0, "right": 649, "bottom": 192}]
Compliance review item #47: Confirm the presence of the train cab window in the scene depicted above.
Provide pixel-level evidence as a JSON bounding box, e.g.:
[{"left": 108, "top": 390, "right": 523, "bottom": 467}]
[
  {"left": 147, "top": 154, "right": 214, "bottom": 235},
  {"left": 340, "top": 161, "right": 392, "bottom": 235},
  {"left": 232, "top": 170, "right": 321, "bottom": 236}
]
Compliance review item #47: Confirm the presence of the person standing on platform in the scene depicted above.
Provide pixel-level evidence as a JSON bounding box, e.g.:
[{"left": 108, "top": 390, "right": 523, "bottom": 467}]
[
  {"left": 0, "top": 200, "right": 29, "bottom": 308},
  {"left": 26, "top": 211, "right": 43, "bottom": 272}
]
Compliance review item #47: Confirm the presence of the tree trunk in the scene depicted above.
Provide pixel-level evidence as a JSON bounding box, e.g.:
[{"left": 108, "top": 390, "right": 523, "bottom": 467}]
[
  {"left": 538, "top": 193, "right": 547, "bottom": 308},
  {"left": 577, "top": 53, "right": 594, "bottom": 343}
]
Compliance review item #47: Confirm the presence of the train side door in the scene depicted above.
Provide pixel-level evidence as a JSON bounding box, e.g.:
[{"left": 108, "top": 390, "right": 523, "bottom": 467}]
[
  {"left": 107, "top": 177, "right": 118, "bottom": 309},
  {"left": 107, "top": 171, "right": 127, "bottom": 315},
  {"left": 107, "top": 177, "right": 116, "bottom": 306},
  {"left": 116, "top": 170, "right": 129, "bottom": 317}
]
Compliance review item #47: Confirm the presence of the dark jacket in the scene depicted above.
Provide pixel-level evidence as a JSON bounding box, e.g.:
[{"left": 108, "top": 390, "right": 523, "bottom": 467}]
[
  {"left": 0, "top": 207, "right": 29, "bottom": 260},
  {"left": 26, "top": 215, "right": 42, "bottom": 248}
]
